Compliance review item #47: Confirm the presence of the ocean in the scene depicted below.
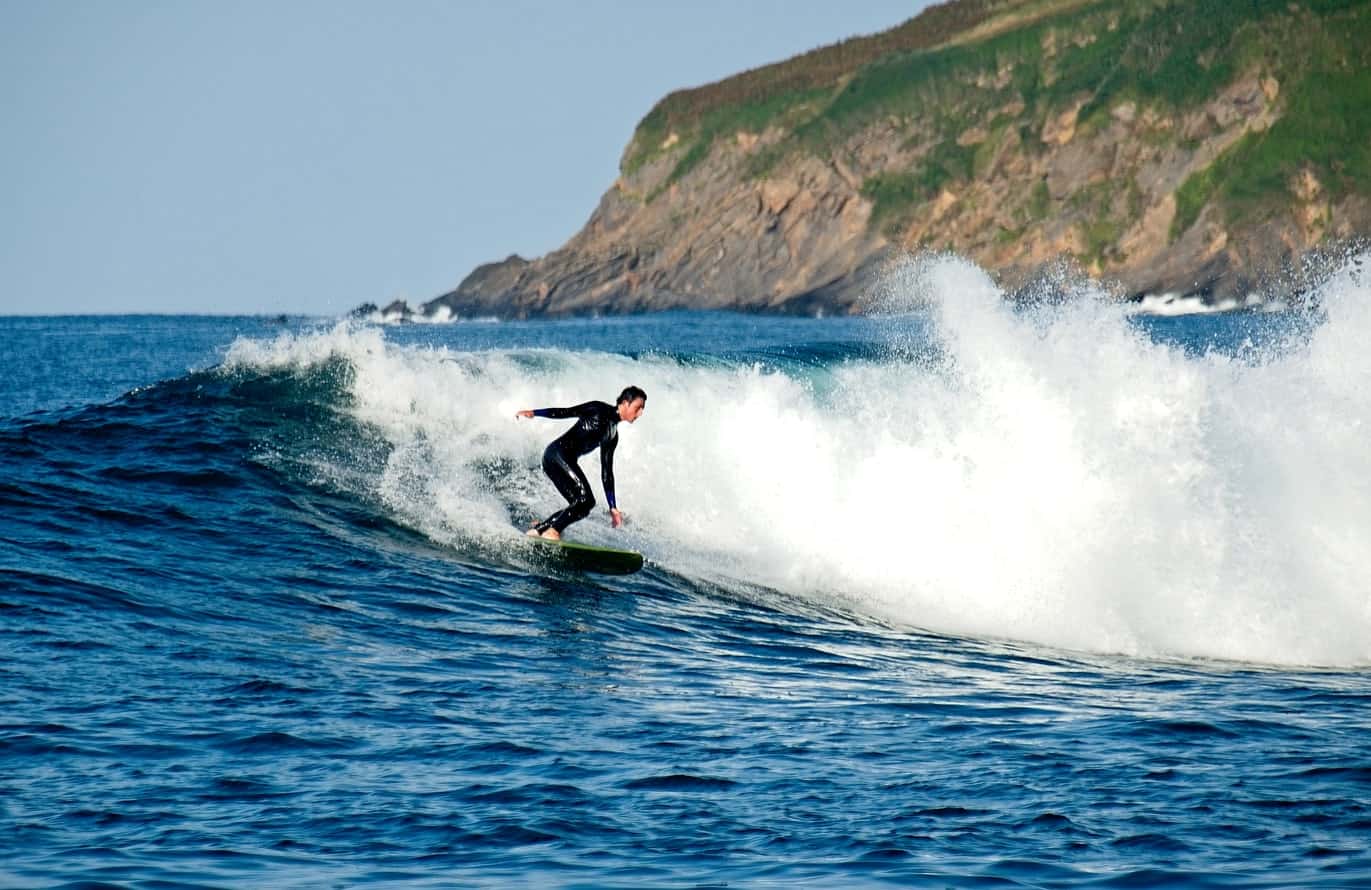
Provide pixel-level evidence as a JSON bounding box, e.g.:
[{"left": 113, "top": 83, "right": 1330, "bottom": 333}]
[{"left": 3, "top": 255, "right": 1369, "bottom": 888}]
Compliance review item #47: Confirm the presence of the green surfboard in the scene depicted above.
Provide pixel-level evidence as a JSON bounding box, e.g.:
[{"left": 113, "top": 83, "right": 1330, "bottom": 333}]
[{"left": 527, "top": 535, "right": 644, "bottom": 575}]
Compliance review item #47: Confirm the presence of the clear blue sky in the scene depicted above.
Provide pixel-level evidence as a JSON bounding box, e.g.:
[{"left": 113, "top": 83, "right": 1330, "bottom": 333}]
[{"left": 2, "top": 1, "right": 933, "bottom": 315}]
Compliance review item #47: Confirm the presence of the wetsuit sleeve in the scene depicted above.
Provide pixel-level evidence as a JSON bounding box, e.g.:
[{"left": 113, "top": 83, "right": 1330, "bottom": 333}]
[
  {"left": 600, "top": 434, "right": 618, "bottom": 510},
  {"left": 532, "top": 402, "right": 598, "bottom": 420}
]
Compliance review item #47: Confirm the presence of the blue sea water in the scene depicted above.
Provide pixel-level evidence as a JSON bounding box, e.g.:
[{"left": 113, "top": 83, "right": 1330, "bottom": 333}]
[{"left": 3, "top": 256, "right": 1371, "bottom": 888}]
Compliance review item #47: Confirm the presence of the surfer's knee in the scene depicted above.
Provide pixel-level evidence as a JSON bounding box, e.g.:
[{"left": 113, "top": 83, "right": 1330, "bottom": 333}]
[{"left": 572, "top": 492, "right": 595, "bottom": 519}]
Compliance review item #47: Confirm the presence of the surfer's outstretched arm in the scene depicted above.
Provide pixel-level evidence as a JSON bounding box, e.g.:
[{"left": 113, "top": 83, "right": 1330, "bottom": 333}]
[{"left": 515, "top": 403, "right": 598, "bottom": 420}]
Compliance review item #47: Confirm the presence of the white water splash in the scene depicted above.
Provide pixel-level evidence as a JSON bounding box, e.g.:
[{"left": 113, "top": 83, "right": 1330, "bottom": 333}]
[{"left": 225, "top": 252, "right": 1371, "bottom": 667}]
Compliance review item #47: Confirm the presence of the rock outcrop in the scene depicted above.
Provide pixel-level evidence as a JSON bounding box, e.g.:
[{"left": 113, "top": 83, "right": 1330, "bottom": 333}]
[{"left": 413, "top": 0, "right": 1371, "bottom": 319}]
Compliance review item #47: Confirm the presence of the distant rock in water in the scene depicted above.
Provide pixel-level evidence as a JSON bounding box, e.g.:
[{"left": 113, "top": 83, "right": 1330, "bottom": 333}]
[
  {"left": 359, "top": 0, "right": 1371, "bottom": 319},
  {"left": 353, "top": 299, "right": 425, "bottom": 324},
  {"left": 381, "top": 300, "right": 414, "bottom": 322}
]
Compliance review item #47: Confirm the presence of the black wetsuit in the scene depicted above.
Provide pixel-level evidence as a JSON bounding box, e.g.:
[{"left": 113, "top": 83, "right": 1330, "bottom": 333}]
[{"left": 530, "top": 401, "right": 620, "bottom": 534}]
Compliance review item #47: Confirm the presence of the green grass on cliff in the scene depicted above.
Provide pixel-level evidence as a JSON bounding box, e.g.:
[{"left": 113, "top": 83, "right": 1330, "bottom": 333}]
[
  {"left": 861, "top": 140, "right": 978, "bottom": 233},
  {"left": 626, "top": 0, "right": 1371, "bottom": 246},
  {"left": 1173, "top": 5, "right": 1371, "bottom": 237},
  {"left": 792, "top": 0, "right": 1153, "bottom": 229},
  {"left": 625, "top": 0, "right": 1012, "bottom": 174},
  {"left": 806, "top": 0, "right": 1363, "bottom": 147},
  {"left": 631, "top": 0, "right": 1242, "bottom": 176}
]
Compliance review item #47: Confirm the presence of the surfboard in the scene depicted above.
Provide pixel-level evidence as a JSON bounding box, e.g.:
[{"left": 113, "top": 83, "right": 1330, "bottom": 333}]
[{"left": 526, "top": 535, "right": 644, "bottom": 575}]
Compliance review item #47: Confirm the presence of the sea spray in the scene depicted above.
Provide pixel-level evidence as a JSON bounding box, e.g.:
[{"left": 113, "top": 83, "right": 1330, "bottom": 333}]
[
  {"left": 851, "top": 253, "right": 1371, "bottom": 665},
  {"left": 222, "top": 253, "right": 1371, "bottom": 665}
]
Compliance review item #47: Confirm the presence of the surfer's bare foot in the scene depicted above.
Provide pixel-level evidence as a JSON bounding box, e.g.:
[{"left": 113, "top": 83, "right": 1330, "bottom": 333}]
[
  {"left": 540, "top": 529, "right": 561, "bottom": 541},
  {"left": 526, "top": 528, "right": 540, "bottom": 537}
]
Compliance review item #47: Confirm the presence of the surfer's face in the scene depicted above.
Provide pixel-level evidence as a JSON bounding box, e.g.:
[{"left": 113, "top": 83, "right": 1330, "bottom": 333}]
[{"left": 618, "top": 398, "right": 646, "bottom": 423}]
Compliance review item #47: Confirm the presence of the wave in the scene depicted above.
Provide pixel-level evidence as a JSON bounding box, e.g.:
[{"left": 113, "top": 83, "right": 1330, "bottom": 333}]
[
  {"left": 11, "top": 254, "right": 1353, "bottom": 667},
  {"left": 205, "top": 252, "right": 1371, "bottom": 667}
]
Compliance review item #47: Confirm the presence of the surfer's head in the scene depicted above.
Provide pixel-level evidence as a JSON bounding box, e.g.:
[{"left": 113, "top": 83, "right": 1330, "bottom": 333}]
[{"left": 616, "top": 386, "right": 646, "bottom": 423}]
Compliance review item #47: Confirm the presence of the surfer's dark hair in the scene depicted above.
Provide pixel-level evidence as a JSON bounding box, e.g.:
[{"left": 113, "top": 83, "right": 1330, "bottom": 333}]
[{"left": 617, "top": 385, "right": 647, "bottom": 406}]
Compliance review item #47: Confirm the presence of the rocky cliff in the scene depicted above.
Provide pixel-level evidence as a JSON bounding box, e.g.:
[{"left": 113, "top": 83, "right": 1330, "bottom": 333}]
[{"left": 412, "top": 0, "right": 1371, "bottom": 319}]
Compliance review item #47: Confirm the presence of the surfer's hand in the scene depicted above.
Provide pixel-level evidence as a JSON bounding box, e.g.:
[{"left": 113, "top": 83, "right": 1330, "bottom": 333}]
[
  {"left": 516, "top": 409, "right": 534, "bottom": 419},
  {"left": 610, "top": 508, "right": 623, "bottom": 528}
]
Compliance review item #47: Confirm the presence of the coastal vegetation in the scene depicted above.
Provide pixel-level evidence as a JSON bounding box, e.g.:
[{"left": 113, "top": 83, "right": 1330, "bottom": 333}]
[
  {"left": 427, "top": 0, "right": 1371, "bottom": 321},
  {"left": 1174, "top": 65, "right": 1371, "bottom": 236},
  {"left": 626, "top": 0, "right": 1371, "bottom": 251}
]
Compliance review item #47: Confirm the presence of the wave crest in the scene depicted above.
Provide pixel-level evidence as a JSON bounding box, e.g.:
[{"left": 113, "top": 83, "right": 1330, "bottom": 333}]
[{"left": 218, "top": 254, "right": 1371, "bottom": 667}]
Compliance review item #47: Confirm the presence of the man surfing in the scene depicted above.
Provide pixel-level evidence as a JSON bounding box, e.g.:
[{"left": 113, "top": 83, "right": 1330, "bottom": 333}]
[{"left": 516, "top": 386, "right": 646, "bottom": 540}]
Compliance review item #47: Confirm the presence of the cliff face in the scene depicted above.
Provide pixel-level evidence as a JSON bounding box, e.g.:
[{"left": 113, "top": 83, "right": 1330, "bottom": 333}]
[{"left": 425, "top": 0, "right": 1371, "bottom": 319}]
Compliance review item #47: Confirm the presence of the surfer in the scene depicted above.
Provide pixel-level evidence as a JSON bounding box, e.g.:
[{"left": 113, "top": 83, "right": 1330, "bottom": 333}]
[{"left": 516, "top": 386, "right": 646, "bottom": 540}]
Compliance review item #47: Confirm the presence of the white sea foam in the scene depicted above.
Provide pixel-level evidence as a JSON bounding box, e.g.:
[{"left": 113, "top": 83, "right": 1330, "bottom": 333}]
[
  {"left": 225, "top": 253, "right": 1371, "bottom": 667},
  {"left": 1125, "top": 292, "right": 1271, "bottom": 316}
]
